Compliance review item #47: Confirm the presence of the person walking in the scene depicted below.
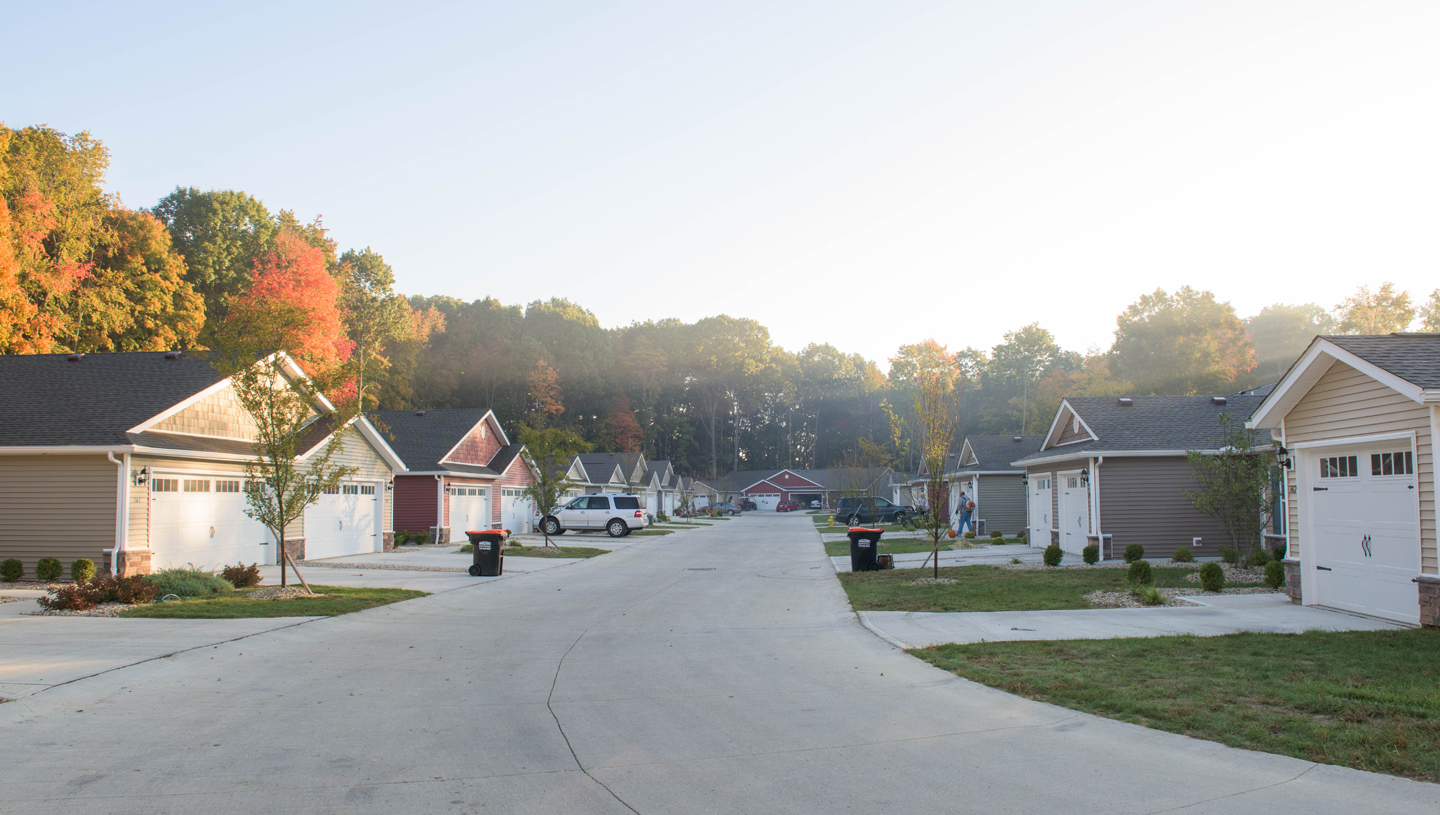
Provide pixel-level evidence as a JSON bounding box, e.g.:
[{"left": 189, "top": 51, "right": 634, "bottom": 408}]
[{"left": 957, "top": 491, "right": 974, "bottom": 535}]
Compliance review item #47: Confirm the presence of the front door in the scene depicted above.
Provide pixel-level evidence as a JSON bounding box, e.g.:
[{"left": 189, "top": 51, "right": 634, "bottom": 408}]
[
  {"left": 1029, "top": 475, "right": 1051, "bottom": 548},
  {"left": 1060, "top": 472, "right": 1089, "bottom": 555}
]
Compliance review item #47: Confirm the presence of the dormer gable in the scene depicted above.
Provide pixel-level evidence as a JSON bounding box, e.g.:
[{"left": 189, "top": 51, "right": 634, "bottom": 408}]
[
  {"left": 1041, "top": 399, "right": 1098, "bottom": 450},
  {"left": 438, "top": 410, "right": 508, "bottom": 467}
]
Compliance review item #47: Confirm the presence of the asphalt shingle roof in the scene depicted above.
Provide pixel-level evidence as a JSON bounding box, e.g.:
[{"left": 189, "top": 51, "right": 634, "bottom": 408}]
[
  {"left": 0, "top": 352, "right": 226, "bottom": 447},
  {"left": 367, "top": 409, "right": 491, "bottom": 472},
  {"left": 1325, "top": 334, "right": 1440, "bottom": 388},
  {"left": 576, "top": 453, "right": 643, "bottom": 485},
  {"left": 955, "top": 435, "right": 1044, "bottom": 472},
  {"left": 1014, "top": 394, "right": 1269, "bottom": 464}
]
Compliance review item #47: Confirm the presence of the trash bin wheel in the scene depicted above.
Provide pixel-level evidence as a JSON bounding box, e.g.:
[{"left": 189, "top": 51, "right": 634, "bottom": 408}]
[
  {"left": 606, "top": 518, "right": 628, "bottom": 538},
  {"left": 468, "top": 564, "right": 482, "bottom": 576},
  {"left": 541, "top": 517, "right": 564, "bottom": 536}
]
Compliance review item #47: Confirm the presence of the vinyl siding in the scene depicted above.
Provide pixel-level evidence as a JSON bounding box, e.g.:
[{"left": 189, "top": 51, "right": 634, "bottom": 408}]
[
  {"left": 492, "top": 456, "right": 535, "bottom": 526},
  {"left": 1283, "top": 361, "right": 1435, "bottom": 574},
  {"left": 153, "top": 384, "right": 257, "bottom": 439},
  {"left": 975, "top": 473, "right": 1027, "bottom": 535},
  {"left": 1056, "top": 414, "right": 1091, "bottom": 445},
  {"left": 394, "top": 476, "right": 439, "bottom": 533},
  {"left": 445, "top": 420, "right": 502, "bottom": 466},
  {"left": 1097, "top": 456, "right": 1233, "bottom": 560},
  {"left": 0, "top": 455, "right": 116, "bottom": 577}
]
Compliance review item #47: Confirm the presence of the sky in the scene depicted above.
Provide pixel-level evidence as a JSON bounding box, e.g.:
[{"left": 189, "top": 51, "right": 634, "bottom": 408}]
[{"left": 6, "top": 0, "right": 1437, "bottom": 369}]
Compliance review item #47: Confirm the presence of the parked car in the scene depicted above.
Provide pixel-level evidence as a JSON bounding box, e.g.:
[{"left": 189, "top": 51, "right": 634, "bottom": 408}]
[
  {"left": 540, "top": 493, "right": 650, "bottom": 538},
  {"left": 776, "top": 501, "right": 799, "bottom": 512},
  {"left": 809, "top": 500, "right": 822, "bottom": 509},
  {"left": 710, "top": 502, "right": 742, "bottom": 516},
  {"left": 833, "top": 496, "right": 914, "bottom": 525},
  {"left": 740, "top": 499, "right": 757, "bottom": 511}
]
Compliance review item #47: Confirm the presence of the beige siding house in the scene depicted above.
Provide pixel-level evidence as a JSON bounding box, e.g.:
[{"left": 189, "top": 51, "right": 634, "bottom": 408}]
[
  {"left": 1249, "top": 334, "right": 1438, "bottom": 628},
  {"left": 1015, "top": 393, "right": 1269, "bottom": 561},
  {"left": 0, "top": 351, "right": 401, "bottom": 579}
]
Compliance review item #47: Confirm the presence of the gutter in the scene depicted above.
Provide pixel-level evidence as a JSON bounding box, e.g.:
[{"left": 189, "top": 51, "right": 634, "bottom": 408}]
[{"left": 107, "top": 451, "right": 130, "bottom": 559}]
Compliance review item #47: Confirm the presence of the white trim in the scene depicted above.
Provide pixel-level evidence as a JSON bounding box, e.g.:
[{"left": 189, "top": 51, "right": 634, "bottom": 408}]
[
  {"left": 1289, "top": 431, "right": 1416, "bottom": 450},
  {"left": 739, "top": 469, "right": 825, "bottom": 492},
  {"left": 351, "top": 417, "right": 406, "bottom": 472},
  {"left": 0, "top": 445, "right": 133, "bottom": 455},
  {"left": 1014, "top": 446, "right": 1273, "bottom": 468},
  {"left": 1041, "top": 400, "right": 1099, "bottom": 450},
  {"left": 1250, "top": 339, "right": 1424, "bottom": 430},
  {"left": 126, "top": 376, "right": 232, "bottom": 435},
  {"left": 133, "top": 446, "right": 257, "bottom": 463}
]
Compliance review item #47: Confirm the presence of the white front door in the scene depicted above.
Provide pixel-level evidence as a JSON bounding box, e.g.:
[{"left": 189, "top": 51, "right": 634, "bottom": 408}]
[
  {"left": 1308, "top": 444, "right": 1420, "bottom": 624},
  {"left": 449, "top": 485, "right": 490, "bottom": 534},
  {"left": 305, "top": 482, "right": 380, "bottom": 560},
  {"left": 1060, "top": 473, "right": 1089, "bottom": 555},
  {"left": 501, "top": 487, "right": 532, "bottom": 534},
  {"left": 150, "top": 475, "right": 271, "bottom": 570},
  {"left": 1029, "top": 475, "right": 1051, "bottom": 549}
]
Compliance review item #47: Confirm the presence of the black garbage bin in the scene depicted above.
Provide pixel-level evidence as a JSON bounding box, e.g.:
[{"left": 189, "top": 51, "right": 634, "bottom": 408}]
[
  {"left": 465, "top": 530, "right": 506, "bottom": 576},
  {"left": 847, "top": 527, "right": 884, "bottom": 572}
]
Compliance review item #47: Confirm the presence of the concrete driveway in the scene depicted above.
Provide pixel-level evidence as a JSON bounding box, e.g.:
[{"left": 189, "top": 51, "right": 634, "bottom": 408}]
[{"left": 1, "top": 512, "right": 1434, "bottom": 813}]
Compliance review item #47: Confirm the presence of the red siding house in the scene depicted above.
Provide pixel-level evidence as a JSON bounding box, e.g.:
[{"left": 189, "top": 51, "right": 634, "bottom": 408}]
[{"left": 369, "top": 409, "right": 534, "bottom": 543}]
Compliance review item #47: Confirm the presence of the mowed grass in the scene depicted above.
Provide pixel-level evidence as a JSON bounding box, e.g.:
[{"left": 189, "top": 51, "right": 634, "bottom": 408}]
[
  {"left": 838, "top": 564, "right": 1264, "bottom": 613},
  {"left": 822, "top": 537, "right": 954, "bottom": 557},
  {"left": 911, "top": 630, "right": 1440, "bottom": 782},
  {"left": 120, "top": 586, "right": 427, "bottom": 618},
  {"left": 626, "top": 529, "right": 674, "bottom": 536},
  {"left": 463, "top": 544, "right": 607, "bottom": 558}
]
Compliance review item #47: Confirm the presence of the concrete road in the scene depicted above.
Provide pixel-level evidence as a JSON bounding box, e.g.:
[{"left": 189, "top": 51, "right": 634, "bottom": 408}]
[{"left": 1, "top": 514, "right": 1434, "bottom": 813}]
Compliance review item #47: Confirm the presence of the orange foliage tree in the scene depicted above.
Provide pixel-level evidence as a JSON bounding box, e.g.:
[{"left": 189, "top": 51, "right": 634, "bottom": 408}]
[
  {"left": 598, "top": 396, "right": 644, "bottom": 452},
  {"left": 223, "top": 232, "right": 352, "bottom": 368},
  {"left": 527, "top": 359, "right": 564, "bottom": 428}
]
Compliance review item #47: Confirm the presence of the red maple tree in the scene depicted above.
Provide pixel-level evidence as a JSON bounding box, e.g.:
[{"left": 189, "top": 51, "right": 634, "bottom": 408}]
[{"left": 226, "top": 232, "right": 353, "bottom": 368}]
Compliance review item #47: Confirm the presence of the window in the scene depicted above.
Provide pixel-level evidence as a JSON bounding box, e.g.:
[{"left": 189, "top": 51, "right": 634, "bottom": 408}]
[
  {"left": 216, "top": 480, "right": 241, "bottom": 493},
  {"left": 322, "top": 485, "right": 340, "bottom": 495},
  {"left": 1066, "top": 477, "right": 1079, "bottom": 489},
  {"left": 587, "top": 497, "right": 612, "bottom": 510},
  {"left": 152, "top": 478, "right": 178, "bottom": 493},
  {"left": 614, "top": 496, "right": 640, "bottom": 510},
  {"left": 1371, "top": 451, "right": 1413, "bottom": 477},
  {"left": 565, "top": 497, "right": 587, "bottom": 509},
  {"left": 184, "top": 479, "right": 210, "bottom": 493},
  {"left": 360, "top": 484, "right": 376, "bottom": 495},
  {"left": 342, "top": 484, "right": 359, "bottom": 495},
  {"left": 1319, "top": 455, "right": 1358, "bottom": 479}
]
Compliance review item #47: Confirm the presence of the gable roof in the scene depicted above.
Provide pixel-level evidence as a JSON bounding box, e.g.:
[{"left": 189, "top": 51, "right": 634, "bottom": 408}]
[
  {"left": 576, "top": 453, "right": 632, "bottom": 486},
  {"left": 486, "top": 444, "right": 525, "bottom": 475},
  {"left": 953, "top": 435, "right": 1044, "bottom": 473},
  {"left": 1250, "top": 334, "right": 1440, "bottom": 429},
  {"left": 368, "top": 408, "right": 496, "bottom": 473},
  {"left": 1016, "top": 394, "right": 1269, "bottom": 465},
  {"left": 1325, "top": 334, "right": 1440, "bottom": 388}
]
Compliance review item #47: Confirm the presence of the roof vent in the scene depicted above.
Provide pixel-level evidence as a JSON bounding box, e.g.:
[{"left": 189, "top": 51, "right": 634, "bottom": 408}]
[
  {"left": 415, "top": 409, "right": 427, "bottom": 416},
  {"left": 164, "top": 350, "right": 183, "bottom": 360},
  {"left": 1012, "top": 435, "right": 1023, "bottom": 442},
  {"left": 67, "top": 353, "right": 84, "bottom": 362},
  {"left": 1212, "top": 396, "right": 1227, "bottom": 406},
  {"left": 1118, "top": 397, "right": 1132, "bottom": 406}
]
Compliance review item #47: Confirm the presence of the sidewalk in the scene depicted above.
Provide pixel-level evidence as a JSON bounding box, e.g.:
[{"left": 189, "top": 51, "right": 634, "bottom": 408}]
[
  {"left": 831, "top": 542, "right": 1041, "bottom": 572},
  {"left": 858, "top": 592, "right": 1407, "bottom": 649}
]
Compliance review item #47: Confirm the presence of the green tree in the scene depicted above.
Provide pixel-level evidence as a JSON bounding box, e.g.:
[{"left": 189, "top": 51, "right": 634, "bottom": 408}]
[
  {"left": 74, "top": 208, "right": 205, "bottom": 352},
  {"left": 517, "top": 424, "right": 590, "bottom": 550},
  {"left": 1335, "top": 282, "right": 1415, "bottom": 334},
  {"left": 1244, "top": 303, "right": 1336, "bottom": 382},
  {"left": 339, "top": 247, "right": 411, "bottom": 410},
  {"left": 1110, "top": 287, "right": 1253, "bottom": 395},
  {"left": 1185, "top": 415, "right": 1274, "bottom": 557},
  {"left": 1421, "top": 290, "right": 1440, "bottom": 332},
  {"left": 151, "top": 187, "right": 276, "bottom": 327},
  {"left": 683, "top": 315, "right": 772, "bottom": 477},
  {"left": 910, "top": 360, "right": 962, "bottom": 578}
]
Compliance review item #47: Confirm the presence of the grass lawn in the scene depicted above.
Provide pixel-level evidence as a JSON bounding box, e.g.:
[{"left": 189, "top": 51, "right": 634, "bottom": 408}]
[
  {"left": 463, "top": 544, "right": 607, "bottom": 558},
  {"left": 120, "top": 586, "right": 427, "bottom": 619},
  {"left": 627, "top": 529, "right": 674, "bottom": 536},
  {"left": 838, "top": 564, "right": 1265, "bottom": 613},
  {"left": 911, "top": 630, "right": 1440, "bottom": 782},
  {"left": 822, "top": 537, "right": 955, "bottom": 557}
]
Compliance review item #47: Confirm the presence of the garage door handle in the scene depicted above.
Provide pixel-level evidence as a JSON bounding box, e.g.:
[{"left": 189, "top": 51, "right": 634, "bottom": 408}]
[
  {"left": 1316, "top": 565, "right": 1332, "bottom": 571},
  {"left": 1312, "top": 487, "right": 1328, "bottom": 492}
]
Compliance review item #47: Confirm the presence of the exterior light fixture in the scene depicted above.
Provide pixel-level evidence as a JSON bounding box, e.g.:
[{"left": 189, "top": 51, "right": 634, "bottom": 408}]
[
  {"left": 133, "top": 466, "right": 149, "bottom": 486},
  {"left": 1080, "top": 469, "right": 1090, "bottom": 486},
  {"left": 1275, "top": 445, "right": 1293, "bottom": 470}
]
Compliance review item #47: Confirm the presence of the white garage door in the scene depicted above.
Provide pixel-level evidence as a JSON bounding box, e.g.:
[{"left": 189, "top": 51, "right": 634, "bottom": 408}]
[
  {"left": 151, "top": 476, "right": 271, "bottom": 570},
  {"left": 305, "top": 482, "right": 379, "bottom": 560},
  {"left": 450, "top": 485, "right": 490, "bottom": 534},
  {"left": 1309, "top": 445, "right": 1420, "bottom": 625},
  {"left": 1060, "top": 473, "right": 1089, "bottom": 555},
  {"left": 1030, "top": 476, "right": 1051, "bottom": 549},
  {"left": 501, "top": 487, "right": 532, "bottom": 534},
  {"left": 752, "top": 493, "right": 779, "bottom": 511}
]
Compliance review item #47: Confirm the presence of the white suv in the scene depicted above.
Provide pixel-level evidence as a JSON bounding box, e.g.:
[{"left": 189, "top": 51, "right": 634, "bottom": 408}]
[{"left": 541, "top": 493, "right": 649, "bottom": 538}]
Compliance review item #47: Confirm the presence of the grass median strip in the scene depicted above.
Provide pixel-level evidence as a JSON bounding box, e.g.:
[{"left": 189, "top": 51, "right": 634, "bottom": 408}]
[
  {"left": 822, "top": 537, "right": 953, "bottom": 557},
  {"left": 462, "top": 544, "right": 607, "bottom": 558},
  {"left": 120, "top": 586, "right": 427, "bottom": 619},
  {"left": 911, "top": 630, "right": 1440, "bottom": 782},
  {"left": 838, "top": 564, "right": 1263, "bottom": 612}
]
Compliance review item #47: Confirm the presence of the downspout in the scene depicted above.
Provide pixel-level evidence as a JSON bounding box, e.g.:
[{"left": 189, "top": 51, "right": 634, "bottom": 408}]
[
  {"left": 107, "top": 452, "right": 130, "bottom": 569},
  {"left": 1090, "top": 456, "right": 1103, "bottom": 558},
  {"left": 435, "top": 474, "right": 445, "bottom": 542}
]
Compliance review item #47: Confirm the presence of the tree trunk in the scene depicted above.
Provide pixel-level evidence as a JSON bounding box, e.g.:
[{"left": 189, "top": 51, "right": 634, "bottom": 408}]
[{"left": 278, "top": 529, "right": 288, "bottom": 587}]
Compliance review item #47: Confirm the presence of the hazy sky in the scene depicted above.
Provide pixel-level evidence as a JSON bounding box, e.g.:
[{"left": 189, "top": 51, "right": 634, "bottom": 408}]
[{"left": 6, "top": 1, "right": 1437, "bottom": 368}]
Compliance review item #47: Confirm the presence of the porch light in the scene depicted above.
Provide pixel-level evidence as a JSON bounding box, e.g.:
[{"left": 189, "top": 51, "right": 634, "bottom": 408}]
[
  {"left": 386, "top": 479, "right": 395, "bottom": 491},
  {"left": 133, "top": 466, "right": 149, "bottom": 486},
  {"left": 1080, "top": 469, "right": 1089, "bottom": 486},
  {"left": 1021, "top": 474, "right": 1028, "bottom": 486},
  {"left": 1275, "top": 445, "right": 1293, "bottom": 470}
]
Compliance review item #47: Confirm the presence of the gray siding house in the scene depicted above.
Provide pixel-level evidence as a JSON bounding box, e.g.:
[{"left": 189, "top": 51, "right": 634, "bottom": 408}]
[
  {"left": 947, "top": 435, "right": 1043, "bottom": 537},
  {"left": 1014, "top": 394, "right": 1268, "bottom": 561}
]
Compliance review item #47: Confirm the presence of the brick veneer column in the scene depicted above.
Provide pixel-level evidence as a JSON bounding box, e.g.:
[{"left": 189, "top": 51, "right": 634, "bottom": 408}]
[
  {"left": 1282, "top": 558, "right": 1302, "bottom": 604},
  {"left": 1418, "top": 574, "right": 1439, "bottom": 629}
]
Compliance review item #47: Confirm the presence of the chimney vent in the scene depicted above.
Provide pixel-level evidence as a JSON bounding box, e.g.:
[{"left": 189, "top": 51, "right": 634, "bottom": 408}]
[
  {"left": 1118, "top": 397, "right": 1132, "bottom": 406},
  {"left": 1012, "top": 435, "right": 1023, "bottom": 442},
  {"left": 164, "top": 350, "right": 183, "bottom": 360},
  {"left": 1212, "top": 396, "right": 1227, "bottom": 406},
  {"left": 67, "top": 353, "right": 84, "bottom": 362},
  {"left": 416, "top": 409, "right": 427, "bottom": 416}
]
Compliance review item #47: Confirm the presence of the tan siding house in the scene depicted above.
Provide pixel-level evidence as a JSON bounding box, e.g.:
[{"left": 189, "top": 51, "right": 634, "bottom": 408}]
[{"left": 1250, "top": 335, "right": 1438, "bottom": 627}]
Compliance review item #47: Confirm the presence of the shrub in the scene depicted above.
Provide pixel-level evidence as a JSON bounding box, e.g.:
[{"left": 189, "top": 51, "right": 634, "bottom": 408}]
[
  {"left": 1010, "top": 556, "right": 1023, "bottom": 564},
  {"left": 0, "top": 558, "right": 22, "bottom": 582},
  {"left": 393, "top": 531, "right": 410, "bottom": 546},
  {"left": 1218, "top": 546, "right": 1238, "bottom": 565},
  {"left": 107, "top": 575, "right": 156, "bottom": 604},
  {"left": 1272, "top": 544, "right": 1287, "bottom": 563},
  {"left": 145, "top": 568, "right": 233, "bottom": 599},
  {"left": 1199, "top": 562, "right": 1225, "bottom": 592},
  {"left": 36, "top": 557, "right": 63, "bottom": 581},
  {"left": 1123, "top": 544, "right": 1145, "bottom": 564},
  {"left": 1134, "top": 585, "right": 1165, "bottom": 606},
  {"left": 38, "top": 582, "right": 101, "bottom": 611},
  {"left": 1043, "top": 544, "right": 1063, "bottom": 567},
  {"left": 1127, "top": 560, "right": 1153, "bottom": 586},
  {"left": 1082, "top": 545, "right": 1099, "bottom": 565},
  {"left": 1264, "top": 560, "right": 1286, "bottom": 590},
  {"left": 963, "top": 531, "right": 976, "bottom": 539},
  {"left": 71, "top": 558, "right": 97, "bottom": 582},
  {"left": 221, "top": 562, "right": 262, "bottom": 589},
  {"left": 1017, "top": 529, "right": 1027, "bottom": 540},
  {"left": 1171, "top": 547, "right": 1194, "bottom": 563},
  {"left": 1246, "top": 548, "right": 1271, "bottom": 569},
  {"left": 990, "top": 530, "right": 1004, "bottom": 539}
]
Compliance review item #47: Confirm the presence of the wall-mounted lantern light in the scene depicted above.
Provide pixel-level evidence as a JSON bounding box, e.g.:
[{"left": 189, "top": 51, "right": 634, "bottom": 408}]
[
  {"left": 133, "top": 466, "right": 149, "bottom": 486},
  {"left": 1080, "top": 469, "right": 1090, "bottom": 487},
  {"left": 1275, "top": 445, "right": 1293, "bottom": 470}
]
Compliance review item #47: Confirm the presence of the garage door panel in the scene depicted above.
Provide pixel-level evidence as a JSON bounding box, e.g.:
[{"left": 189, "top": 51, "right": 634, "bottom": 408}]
[
  {"left": 150, "top": 478, "right": 271, "bottom": 571},
  {"left": 305, "top": 483, "right": 379, "bottom": 560}
]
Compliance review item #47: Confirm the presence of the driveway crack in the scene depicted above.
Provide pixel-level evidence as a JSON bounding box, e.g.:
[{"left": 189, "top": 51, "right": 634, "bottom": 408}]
[{"left": 1139, "top": 763, "right": 1318, "bottom": 813}]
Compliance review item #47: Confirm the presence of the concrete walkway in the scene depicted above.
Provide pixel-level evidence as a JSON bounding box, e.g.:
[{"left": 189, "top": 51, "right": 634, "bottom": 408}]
[
  {"left": 831, "top": 541, "right": 1042, "bottom": 571},
  {"left": 860, "top": 592, "right": 1407, "bottom": 648},
  {"left": 1, "top": 513, "right": 1433, "bottom": 813}
]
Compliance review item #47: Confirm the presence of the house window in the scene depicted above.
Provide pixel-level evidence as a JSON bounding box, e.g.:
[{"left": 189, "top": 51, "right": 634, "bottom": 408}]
[
  {"left": 1066, "top": 477, "right": 1079, "bottom": 489},
  {"left": 360, "top": 484, "right": 376, "bottom": 495},
  {"left": 216, "top": 480, "right": 241, "bottom": 493},
  {"left": 184, "top": 479, "right": 210, "bottom": 493},
  {"left": 343, "top": 484, "right": 359, "bottom": 495},
  {"left": 152, "top": 478, "right": 178, "bottom": 493},
  {"left": 1371, "top": 451, "right": 1413, "bottom": 477},
  {"left": 322, "top": 485, "right": 340, "bottom": 495},
  {"left": 1319, "top": 456, "right": 1358, "bottom": 479}
]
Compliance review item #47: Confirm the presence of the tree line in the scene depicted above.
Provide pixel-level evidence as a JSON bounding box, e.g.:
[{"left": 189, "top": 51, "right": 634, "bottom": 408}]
[{"left": 5, "top": 123, "right": 1436, "bottom": 478}]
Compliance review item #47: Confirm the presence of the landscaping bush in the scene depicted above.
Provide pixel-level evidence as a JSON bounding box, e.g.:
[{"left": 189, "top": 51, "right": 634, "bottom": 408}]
[
  {"left": 38, "top": 575, "right": 156, "bottom": 609},
  {"left": 393, "top": 531, "right": 410, "bottom": 546},
  {"left": 145, "top": 568, "right": 233, "bottom": 599},
  {"left": 1264, "top": 560, "right": 1286, "bottom": 590},
  {"left": 1017, "top": 529, "right": 1026, "bottom": 541},
  {"left": 71, "top": 558, "right": 96, "bottom": 582},
  {"left": 1246, "top": 548, "right": 1271, "bottom": 569},
  {"left": 1123, "top": 544, "right": 1145, "bottom": 563},
  {"left": 1170, "top": 547, "right": 1194, "bottom": 563},
  {"left": 1272, "top": 544, "right": 1287, "bottom": 563},
  {"left": 1043, "top": 544, "right": 1063, "bottom": 567},
  {"left": 1199, "top": 562, "right": 1225, "bottom": 592},
  {"left": 105, "top": 575, "right": 156, "bottom": 604},
  {"left": 1218, "top": 546, "right": 1239, "bottom": 565},
  {"left": 38, "top": 582, "right": 101, "bottom": 611},
  {"left": 963, "top": 531, "right": 976, "bottom": 539},
  {"left": 221, "top": 562, "right": 262, "bottom": 589},
  {"left": 990, "top": 530, "right": 1004, "bottom": 539},
  {"left": 1134, "top": 585, "right": 1165, "bottom": 606},
  {"left": 0, "top": 558, "right": 22, "bottom": 582},
  {"left": 1082, "top": 545, "right": 1099, "bottom": 565},
  {"left": 1127, "top": 560, "right": 1153, "bottom": 585},
  {"left": 35, "top": 557, "right": 63, "bottom": 581}
]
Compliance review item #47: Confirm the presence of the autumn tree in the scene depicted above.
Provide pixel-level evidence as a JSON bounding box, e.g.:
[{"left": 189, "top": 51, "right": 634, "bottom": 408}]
[
  {"left": 1110, "top": 287, "right": 1253, "bottom": 395},
  {"left": 151, "top": 187, "right": 276, "bottom": 329},
  {"left": 1026, "top": 353, "right": 1132, "bottom": 433},
  {"left": 517, "top": 423, "right": 590, "bottom": 550},
  {"left": 598, "top": 396, "right": 644, "bottom": 452},
  {"left": 527, "top": 359, "right": 564, "bottom": 428},
  {"left": 73, "top": 208, "right": 204, "bottom": 352},
  {"left": 1421, "top": 290, "right": 1440, "bottom": 333},
  {"left": 910, "top": 354, "right": 962, "bottom": 578},
  {"left": 339, "top": 247, "right": 411, "bottom": 410},
  {"left": 219, "top": 232, "right": 352, "bottom": 372},
  {"left": 1336, "top": 282, "right": 1415, "bottom": 334},
  {"left": 1244, "top": 303, "right": 1336, "bottom": 382}
]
